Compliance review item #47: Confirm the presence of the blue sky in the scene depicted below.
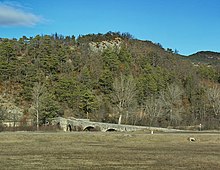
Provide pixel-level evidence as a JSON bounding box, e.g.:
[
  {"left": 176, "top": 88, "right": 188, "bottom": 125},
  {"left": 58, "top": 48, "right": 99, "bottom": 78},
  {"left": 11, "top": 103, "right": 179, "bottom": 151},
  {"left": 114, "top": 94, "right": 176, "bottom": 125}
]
[{"left": 0, "top": 0, "right": 220, "bottom": 55}]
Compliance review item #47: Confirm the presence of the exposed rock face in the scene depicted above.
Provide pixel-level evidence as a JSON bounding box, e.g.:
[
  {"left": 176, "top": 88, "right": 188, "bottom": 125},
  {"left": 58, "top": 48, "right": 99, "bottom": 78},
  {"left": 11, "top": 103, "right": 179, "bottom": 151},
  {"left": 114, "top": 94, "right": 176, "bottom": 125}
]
[
  {"left": 0, "top": 95, "right": 23, "bottom": 126},
  {"left": 89, "top": 37, "right": 122, "bottom": 53}
]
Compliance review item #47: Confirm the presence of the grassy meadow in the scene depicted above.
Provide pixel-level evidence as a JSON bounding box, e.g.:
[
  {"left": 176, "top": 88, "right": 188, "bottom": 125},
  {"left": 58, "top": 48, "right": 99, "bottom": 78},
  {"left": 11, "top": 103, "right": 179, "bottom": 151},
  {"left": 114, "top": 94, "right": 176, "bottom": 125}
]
[{"left": 0, "top": 131, "right": 219, "bottom": 170}]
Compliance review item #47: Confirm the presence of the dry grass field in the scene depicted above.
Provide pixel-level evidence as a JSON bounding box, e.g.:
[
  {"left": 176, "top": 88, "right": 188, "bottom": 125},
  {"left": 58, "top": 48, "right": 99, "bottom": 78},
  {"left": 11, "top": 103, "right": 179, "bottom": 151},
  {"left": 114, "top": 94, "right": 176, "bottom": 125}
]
[{"left": 0, "top": 131, "right": 219, "bottom": 170}]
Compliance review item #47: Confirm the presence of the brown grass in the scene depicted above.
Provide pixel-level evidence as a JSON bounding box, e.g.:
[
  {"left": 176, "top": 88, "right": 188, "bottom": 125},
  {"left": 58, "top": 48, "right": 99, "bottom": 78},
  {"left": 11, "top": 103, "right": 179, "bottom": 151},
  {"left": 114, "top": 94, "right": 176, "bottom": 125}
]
[{"left": 0, "top": 131, "right": 219, "bottom": 170}]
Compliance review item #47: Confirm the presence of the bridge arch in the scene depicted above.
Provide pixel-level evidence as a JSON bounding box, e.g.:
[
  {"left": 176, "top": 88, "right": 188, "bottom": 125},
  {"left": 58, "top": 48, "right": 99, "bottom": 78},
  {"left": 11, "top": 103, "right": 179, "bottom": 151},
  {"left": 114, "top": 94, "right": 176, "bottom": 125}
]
[
  {"left": 106, "top": 128, "right": 117, "bottom": 132},
  {"left": 83, "top": 126, "right": 101, "bottom": 131},
  {"left": 83, "top": 126, "right": 96, "bottom": 131}
]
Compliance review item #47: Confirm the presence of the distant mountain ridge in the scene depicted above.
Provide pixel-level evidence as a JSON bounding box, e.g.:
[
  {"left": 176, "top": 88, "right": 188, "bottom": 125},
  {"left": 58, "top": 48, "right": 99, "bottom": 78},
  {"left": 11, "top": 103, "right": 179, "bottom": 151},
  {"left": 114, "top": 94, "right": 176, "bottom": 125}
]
[{"left": 183, "top": 51, "right": 220, "bottom": 65}]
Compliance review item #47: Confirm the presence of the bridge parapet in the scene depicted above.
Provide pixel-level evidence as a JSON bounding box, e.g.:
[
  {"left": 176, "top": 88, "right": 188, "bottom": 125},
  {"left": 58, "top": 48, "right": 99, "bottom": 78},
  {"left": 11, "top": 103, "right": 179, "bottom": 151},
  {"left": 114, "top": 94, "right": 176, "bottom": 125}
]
[
  {"left": 52, "top": 117, "right": 147, "bottom": 132},
  {"left": 52, "top": 117, "right": 184, "bottom": 132}
]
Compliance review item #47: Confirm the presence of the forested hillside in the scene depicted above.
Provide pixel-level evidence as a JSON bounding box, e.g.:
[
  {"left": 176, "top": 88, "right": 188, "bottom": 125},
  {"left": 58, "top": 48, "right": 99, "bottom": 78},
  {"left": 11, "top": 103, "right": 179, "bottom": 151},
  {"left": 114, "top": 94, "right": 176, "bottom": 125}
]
[
  {"left": 0, "top": 32, "right": 219, "bottom": 129},
  {"left": 185, "top": 51, "right": 220, "bottom": 65}
]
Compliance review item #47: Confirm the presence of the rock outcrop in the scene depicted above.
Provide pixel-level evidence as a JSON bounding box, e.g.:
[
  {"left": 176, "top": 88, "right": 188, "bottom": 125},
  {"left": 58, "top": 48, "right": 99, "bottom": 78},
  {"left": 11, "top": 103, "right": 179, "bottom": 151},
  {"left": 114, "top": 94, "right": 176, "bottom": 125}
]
[{"left": 89, "top": 37, "right": 122, "bottom": 53}]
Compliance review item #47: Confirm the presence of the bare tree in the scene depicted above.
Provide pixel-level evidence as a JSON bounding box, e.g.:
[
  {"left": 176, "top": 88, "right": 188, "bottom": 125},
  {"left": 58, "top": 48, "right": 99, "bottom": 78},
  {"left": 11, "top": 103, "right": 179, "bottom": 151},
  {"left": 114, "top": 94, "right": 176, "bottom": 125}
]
[
  {"left": 111, "top": 74, "right": 136, "bottom": 124},
  {"left": 31, "top": 82, "right": 46, "bottom": 130},
  {"left": 207, "top": 85, "right": 220, "bottom": 116},
  {"left": 160, "top": 84, "right": 184, "bottom": 126},
  {"left": 143, "top": 95, "right": 163, "bottom": 126}
]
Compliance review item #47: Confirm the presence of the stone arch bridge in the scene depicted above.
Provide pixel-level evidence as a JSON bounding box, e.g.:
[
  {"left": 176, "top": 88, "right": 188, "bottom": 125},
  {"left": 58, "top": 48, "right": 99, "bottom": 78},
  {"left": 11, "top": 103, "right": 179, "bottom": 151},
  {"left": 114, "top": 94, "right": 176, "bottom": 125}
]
[{"left": 52, "top": 117, "right": 147, "bottom": 132}]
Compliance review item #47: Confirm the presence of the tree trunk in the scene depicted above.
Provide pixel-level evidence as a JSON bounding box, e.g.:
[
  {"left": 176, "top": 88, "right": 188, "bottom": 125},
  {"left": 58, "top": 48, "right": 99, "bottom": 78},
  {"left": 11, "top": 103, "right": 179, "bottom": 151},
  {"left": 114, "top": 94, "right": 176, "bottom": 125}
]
[
  {"left": 118, "top": 114, "right": 122, "bottom": 125},
  {"left": 36, "top": 109, "right": 39, "bottom": 131},
  {"left": 87, "top": 111, "right": 89, "bottom": 120}
]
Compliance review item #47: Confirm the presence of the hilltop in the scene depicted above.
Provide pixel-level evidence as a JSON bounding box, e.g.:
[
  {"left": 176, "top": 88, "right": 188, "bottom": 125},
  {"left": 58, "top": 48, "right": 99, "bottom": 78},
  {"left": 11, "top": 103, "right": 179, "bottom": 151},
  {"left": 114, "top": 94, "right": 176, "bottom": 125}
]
[
  {"left": 184, "top": 51, "right": 220, "bottom": 65},
  {"left": 0, "top": 32, "right": 219, "bottom": 130}
]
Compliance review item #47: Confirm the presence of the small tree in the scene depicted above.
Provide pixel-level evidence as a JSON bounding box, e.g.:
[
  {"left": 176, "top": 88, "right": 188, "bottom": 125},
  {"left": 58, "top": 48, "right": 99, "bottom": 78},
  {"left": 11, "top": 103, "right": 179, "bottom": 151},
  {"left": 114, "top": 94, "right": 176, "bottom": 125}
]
[
  {"left": 111, "top": 74, "right": 136, "bottom": 124},
  {"left": 32, "top": 82, "right": 46, "bottom": 130},
  {"left": 32, "top": 82, "right": 61, "bottom": 130},
  {"left": 143, "top": 95, "right": 163, "bottom": 126},
  {"left": 79, "top": 89, "right": 98, "bottom": 119},
  {"left": 207, "top": 86, "right": 220, "bottom": 116},
  {"left": 40, "top": 92, "right": 61, "bottom": 123},
  {"left": 160, "top": 84, "right": 184, "bottom": 126}
]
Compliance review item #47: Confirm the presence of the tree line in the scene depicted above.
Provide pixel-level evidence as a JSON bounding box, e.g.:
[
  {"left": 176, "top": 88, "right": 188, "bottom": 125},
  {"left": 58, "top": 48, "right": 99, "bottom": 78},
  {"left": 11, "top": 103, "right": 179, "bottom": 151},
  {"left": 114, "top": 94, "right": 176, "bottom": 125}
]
[{"left": 0, "top": 32, "right": 219, "bottom": 130}]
